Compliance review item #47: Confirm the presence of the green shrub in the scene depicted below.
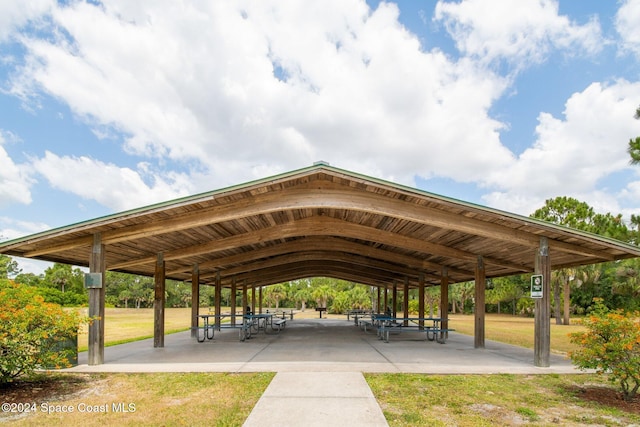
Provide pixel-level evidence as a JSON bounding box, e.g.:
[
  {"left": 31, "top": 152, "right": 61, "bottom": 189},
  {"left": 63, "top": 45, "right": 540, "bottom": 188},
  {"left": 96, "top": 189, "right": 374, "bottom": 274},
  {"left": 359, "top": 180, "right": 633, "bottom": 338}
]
[
  {"left": 568, "top": 298, "right": 640, "bottom": 401},
  {"left": 0, "top": 279, "right": 86, "bottom": 384}
]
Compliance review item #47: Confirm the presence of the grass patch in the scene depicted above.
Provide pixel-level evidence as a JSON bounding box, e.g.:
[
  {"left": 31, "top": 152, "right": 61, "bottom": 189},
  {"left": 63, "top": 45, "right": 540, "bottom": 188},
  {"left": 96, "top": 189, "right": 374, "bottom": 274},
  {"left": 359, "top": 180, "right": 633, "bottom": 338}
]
[
  {"left": 449, "top": 313, "right": 585, "bottom": 354},
  {"left": 4, "top": 372, "right": 274, "bottom": 427},
  {"left": 365, "top": 373, "right": 640, "bottom": 426},
  {"left": 77, "top": 308, "right": 196, "bottom": 352}
]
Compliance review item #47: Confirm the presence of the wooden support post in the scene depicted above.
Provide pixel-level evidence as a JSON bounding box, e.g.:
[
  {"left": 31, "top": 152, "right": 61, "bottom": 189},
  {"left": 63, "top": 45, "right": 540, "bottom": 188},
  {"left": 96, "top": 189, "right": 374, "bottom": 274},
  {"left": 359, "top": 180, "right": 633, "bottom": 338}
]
[
  {"left": 251, "top": 285, "right": 256, "bottom": 314},
  {"left": 190, "top": 265, "right": 199, "bottom": 338},
  {"left": 418, "top": 273, "right": 425, "bottom": 329},
  {"left": 231, "top": 277, "right": 237, "bottom": 326},
  {"left": 474, "top": 256, "right": 486, "bottom": 349},
  {"left": 215, "top": 272, "right": 221, "bottom": 331},
  {"left": 242, "top": 280, "right": 248, "bottom": 314},
  {"left": 259, "top": 286, "right": 263, "bottom": 314},
  {"left": 88, "top": 233, "right": 105, "bottom": 365},
  {"left": 377, "top": 286, "right": 382, "bottom": 313},
  {"left": 535, "top": 237, "right": 551, "bottom": 367},
  {"left": 563, "top": 277, "right": 571, "bottom": 326},
  {"left": 154, "top": 253, "right": 165, "bottom": 348},
  {"left": 403, "top": 277, "right": 409, "bottom": 325},
  {"left": 392, "top": 283, "right": 398, "bottom": 317},
  {"left": 440, "top": 268, "right": 449, "bottom": 337},
  {"left": 384, "top": 285, "right": 389, "bottom": 313}
]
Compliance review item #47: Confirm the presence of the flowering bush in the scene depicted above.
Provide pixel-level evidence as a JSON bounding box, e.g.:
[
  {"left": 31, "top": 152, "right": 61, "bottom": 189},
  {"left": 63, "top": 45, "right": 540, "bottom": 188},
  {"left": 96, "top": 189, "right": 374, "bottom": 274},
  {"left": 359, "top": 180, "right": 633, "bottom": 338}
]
[
  {"left": 0, "top": 279, "right": 85, "bottom": 384},
  {"left": 569, "top": 298, "right": 640, "bottom": 401}
]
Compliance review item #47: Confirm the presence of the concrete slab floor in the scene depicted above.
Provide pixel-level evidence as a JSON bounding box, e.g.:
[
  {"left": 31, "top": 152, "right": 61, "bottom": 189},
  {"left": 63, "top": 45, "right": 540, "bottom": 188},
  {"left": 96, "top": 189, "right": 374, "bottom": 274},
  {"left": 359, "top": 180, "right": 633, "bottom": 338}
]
[{"left": 69, "top": 318, "right": 580, "bottom": 374}]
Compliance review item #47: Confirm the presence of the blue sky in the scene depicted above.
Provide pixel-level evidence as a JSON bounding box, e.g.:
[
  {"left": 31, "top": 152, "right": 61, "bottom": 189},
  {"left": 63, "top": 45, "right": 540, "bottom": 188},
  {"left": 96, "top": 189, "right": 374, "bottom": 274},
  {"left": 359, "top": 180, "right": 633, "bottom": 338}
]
[{"left": 1, "top": 0, "right": 640, "bottom": 274}]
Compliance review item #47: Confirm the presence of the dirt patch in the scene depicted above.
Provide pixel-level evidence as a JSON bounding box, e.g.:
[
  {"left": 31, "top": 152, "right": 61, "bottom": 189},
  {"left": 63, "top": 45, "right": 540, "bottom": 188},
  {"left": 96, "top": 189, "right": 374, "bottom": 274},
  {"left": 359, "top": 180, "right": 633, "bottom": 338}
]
[
  {"left": 569, "top": 384, "right": 640, "bottom": 415},
  {"left": 0, "top": 374, "right": 96, "bottom": 406}
]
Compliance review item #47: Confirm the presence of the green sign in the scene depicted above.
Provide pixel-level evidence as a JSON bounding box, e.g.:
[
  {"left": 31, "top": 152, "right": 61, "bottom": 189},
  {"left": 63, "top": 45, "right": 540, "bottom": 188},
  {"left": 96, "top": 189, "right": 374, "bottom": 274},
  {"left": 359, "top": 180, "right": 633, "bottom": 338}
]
[
  {"left": 531, "top": 274, "right": 543, "bottom": 298},
  {"left": 84, "top": 272, "right": 102, "bottom": 289}
]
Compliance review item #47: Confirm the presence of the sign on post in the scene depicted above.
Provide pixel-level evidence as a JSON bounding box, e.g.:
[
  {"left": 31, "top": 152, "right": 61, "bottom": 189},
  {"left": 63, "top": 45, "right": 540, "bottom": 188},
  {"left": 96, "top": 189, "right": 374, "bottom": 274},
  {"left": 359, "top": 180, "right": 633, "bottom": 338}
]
[
  {"left": 530, "top": 274, "right": 543, "bottom": 298},
  {"left": 84, "top": 272, "right": 103, "bottom": 289}
]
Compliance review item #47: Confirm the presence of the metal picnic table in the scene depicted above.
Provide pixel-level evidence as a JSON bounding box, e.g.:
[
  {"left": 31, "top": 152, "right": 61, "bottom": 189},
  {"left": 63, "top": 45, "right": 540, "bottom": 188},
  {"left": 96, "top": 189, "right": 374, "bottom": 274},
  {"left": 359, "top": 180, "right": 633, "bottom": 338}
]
[{"left": 376, "top": 317, "right": 453, "bottom": 343}]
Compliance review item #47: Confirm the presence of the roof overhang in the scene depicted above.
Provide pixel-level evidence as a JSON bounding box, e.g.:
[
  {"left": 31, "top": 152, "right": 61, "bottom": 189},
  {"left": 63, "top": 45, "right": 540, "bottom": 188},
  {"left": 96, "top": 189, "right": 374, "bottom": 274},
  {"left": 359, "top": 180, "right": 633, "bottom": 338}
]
[{"left": 2, "top": 163, "right": 639, "bottom": 288}]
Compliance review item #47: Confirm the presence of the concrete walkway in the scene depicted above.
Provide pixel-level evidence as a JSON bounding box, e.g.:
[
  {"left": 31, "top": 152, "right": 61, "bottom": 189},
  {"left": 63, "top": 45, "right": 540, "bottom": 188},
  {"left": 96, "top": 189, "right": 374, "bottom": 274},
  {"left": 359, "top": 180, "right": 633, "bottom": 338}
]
[
  {"left": 243, "top": 372, "right": 388, "bottom": 427},
  {"left": 67, "top": 318, "right": 581, "bottom": 425}
]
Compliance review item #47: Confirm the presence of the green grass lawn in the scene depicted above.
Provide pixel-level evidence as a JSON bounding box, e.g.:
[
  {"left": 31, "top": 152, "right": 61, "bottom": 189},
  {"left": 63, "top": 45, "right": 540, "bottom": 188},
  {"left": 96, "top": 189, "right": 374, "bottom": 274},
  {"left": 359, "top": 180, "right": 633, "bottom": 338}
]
[
  {"left": 76, "top": 307, "right": 195, "bottom": 351},
  {"left": 448, "top": 313, "right": 585, "bottom": 354},
  {"left": 4, "top": 372, "right": 274, "bottom": 427},
  {"left": 365, "top": 373, "right": 640, "bottom": 426}
]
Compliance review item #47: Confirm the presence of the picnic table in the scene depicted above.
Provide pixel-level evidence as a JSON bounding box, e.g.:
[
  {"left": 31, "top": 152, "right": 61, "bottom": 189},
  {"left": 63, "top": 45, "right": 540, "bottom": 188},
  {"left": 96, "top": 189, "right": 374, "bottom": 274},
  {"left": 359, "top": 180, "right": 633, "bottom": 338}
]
[
  {"left": 239, "top": 313, "right": 288, "bottom": 341},
  {"left": 196, "top": 314, "right": 237, "bottom": 342},
  {"left": 347, "top": 309, "right": 371, "bottom": 322},
  {"left": 376, "top": 317, "right": 454, "bottom": 344},
  {"left": 356, "top": 313, "right": 392, "bottom": 331}
]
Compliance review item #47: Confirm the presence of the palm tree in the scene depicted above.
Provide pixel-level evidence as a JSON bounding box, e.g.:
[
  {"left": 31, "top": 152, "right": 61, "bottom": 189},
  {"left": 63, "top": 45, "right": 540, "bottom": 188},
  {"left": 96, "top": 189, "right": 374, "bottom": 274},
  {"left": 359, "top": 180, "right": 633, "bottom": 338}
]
[
  {"left": 348, "top": 286, "right": 371, "bottom": 310},
  {"left": 293, "top": 288, "right": 311, "bottom": 311},
  {"left": 265, "top": 284, "right": 288, "bottom": 309},
  {"left": 312, "top": 284, "right": 335, "bottom": 309}
]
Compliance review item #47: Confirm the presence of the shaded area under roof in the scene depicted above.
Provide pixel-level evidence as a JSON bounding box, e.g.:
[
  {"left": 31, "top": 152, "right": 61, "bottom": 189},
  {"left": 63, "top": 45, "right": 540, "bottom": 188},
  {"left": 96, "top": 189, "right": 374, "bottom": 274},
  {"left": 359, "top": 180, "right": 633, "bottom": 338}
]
[{"left": 2, "top": 163, "right": 640, "bottom": 288}]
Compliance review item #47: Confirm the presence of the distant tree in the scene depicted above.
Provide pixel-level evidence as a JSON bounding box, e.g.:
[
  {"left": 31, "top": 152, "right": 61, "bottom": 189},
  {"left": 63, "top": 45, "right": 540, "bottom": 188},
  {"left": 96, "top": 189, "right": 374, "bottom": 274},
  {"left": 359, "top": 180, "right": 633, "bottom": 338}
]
[
  {"left": 449, "top": 282, "right": 474, "bottom": 314},
  {"left": 348, "top": 286, "right": 371, "bottom": 311},
  {"left": 627, "top": 105, "right": 640, "bottom": 165},
  {"left": 43, "top": 263, "right": 84, "bottom": 295},
  {"left": 14, "top": 272, "right": 43, "bottom": 287},
  {"left": 293, "top": 287, "right": 311, "bottom": 311},
  {"left": 531, "top": 197, "right": 631, "bottom": 324},
  {"left": 486, "top": 276, "right": 528, "bottom": 315},
  {"left": 425, "top": 287, "right": 441, "bottom": 317},
  {"left": 264, "top": 284, "right": 287, "bottom": 309},
  {"left": 330, "top": 292, "right": 350, "bottom": 314},
  {"left": 0, "top": 254, "right": 21, "bottom": 279},
  {"left": 311, "top": 280, "right": 335, "bottom": 309}
]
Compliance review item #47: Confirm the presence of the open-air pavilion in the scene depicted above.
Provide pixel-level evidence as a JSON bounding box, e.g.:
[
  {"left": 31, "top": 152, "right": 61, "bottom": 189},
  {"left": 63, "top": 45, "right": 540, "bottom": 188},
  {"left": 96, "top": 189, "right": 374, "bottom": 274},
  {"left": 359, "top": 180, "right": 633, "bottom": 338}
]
[{"left": 2, "top": 162, "right": 640, "bottom": 368}]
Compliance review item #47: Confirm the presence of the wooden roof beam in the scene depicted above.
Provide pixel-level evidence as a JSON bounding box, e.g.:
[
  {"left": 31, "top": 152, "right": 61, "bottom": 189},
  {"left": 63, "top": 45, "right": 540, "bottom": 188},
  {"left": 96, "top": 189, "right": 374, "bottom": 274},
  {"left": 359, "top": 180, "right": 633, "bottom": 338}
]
[
  {"left": 109, "top": 216, "right": 529, "bottom": 272},
  {"left": 23, "top": 188, "right": 616, "bottom": 261},
  {"left": 166, "top": 235, "right": 472, "bottom": 278},
  {"left": 197, "top": 251, "right": 432, "bottom": 283}
]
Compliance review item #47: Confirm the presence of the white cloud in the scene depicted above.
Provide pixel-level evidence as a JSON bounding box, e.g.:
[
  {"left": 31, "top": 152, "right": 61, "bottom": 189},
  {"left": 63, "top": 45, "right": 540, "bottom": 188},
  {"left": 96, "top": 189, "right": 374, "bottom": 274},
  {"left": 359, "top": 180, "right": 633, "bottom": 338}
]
[
  {"left": 7, "top": 0, "right": 514, "bottom": 191},
  {"left": 615, "top": 0, "right": 640, "bottom": 57},
  {"left": 0, "top": 130, "right": 33, "bottom": 207},
  {"left": 483, "top": 80, "right": 640, "bottom": 215},
  {"left": 0, "top": 0, "right": 636, "bottom": 222},
  {"left": 0, "top": 216, "right": 49, "bottom": 241},
  {"left": 434, "top": 0, "right": 603, "bottom": 69},
  {"left": 0, "top": 0, "right": 53, "bottom": 43},
  {"left": 31, "top": 152, "right": 194, "bottom": 211}
]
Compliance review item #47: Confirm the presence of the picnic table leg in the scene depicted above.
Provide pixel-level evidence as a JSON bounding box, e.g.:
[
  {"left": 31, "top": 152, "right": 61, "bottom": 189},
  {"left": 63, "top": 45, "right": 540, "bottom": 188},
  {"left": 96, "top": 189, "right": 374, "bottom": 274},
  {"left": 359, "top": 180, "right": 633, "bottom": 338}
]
[
  {"left": 206, "top": 321, "right": 214, "bottom": 340},
  {"left": 426, "top": 326, "right": 435, "bottom": 341}
]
